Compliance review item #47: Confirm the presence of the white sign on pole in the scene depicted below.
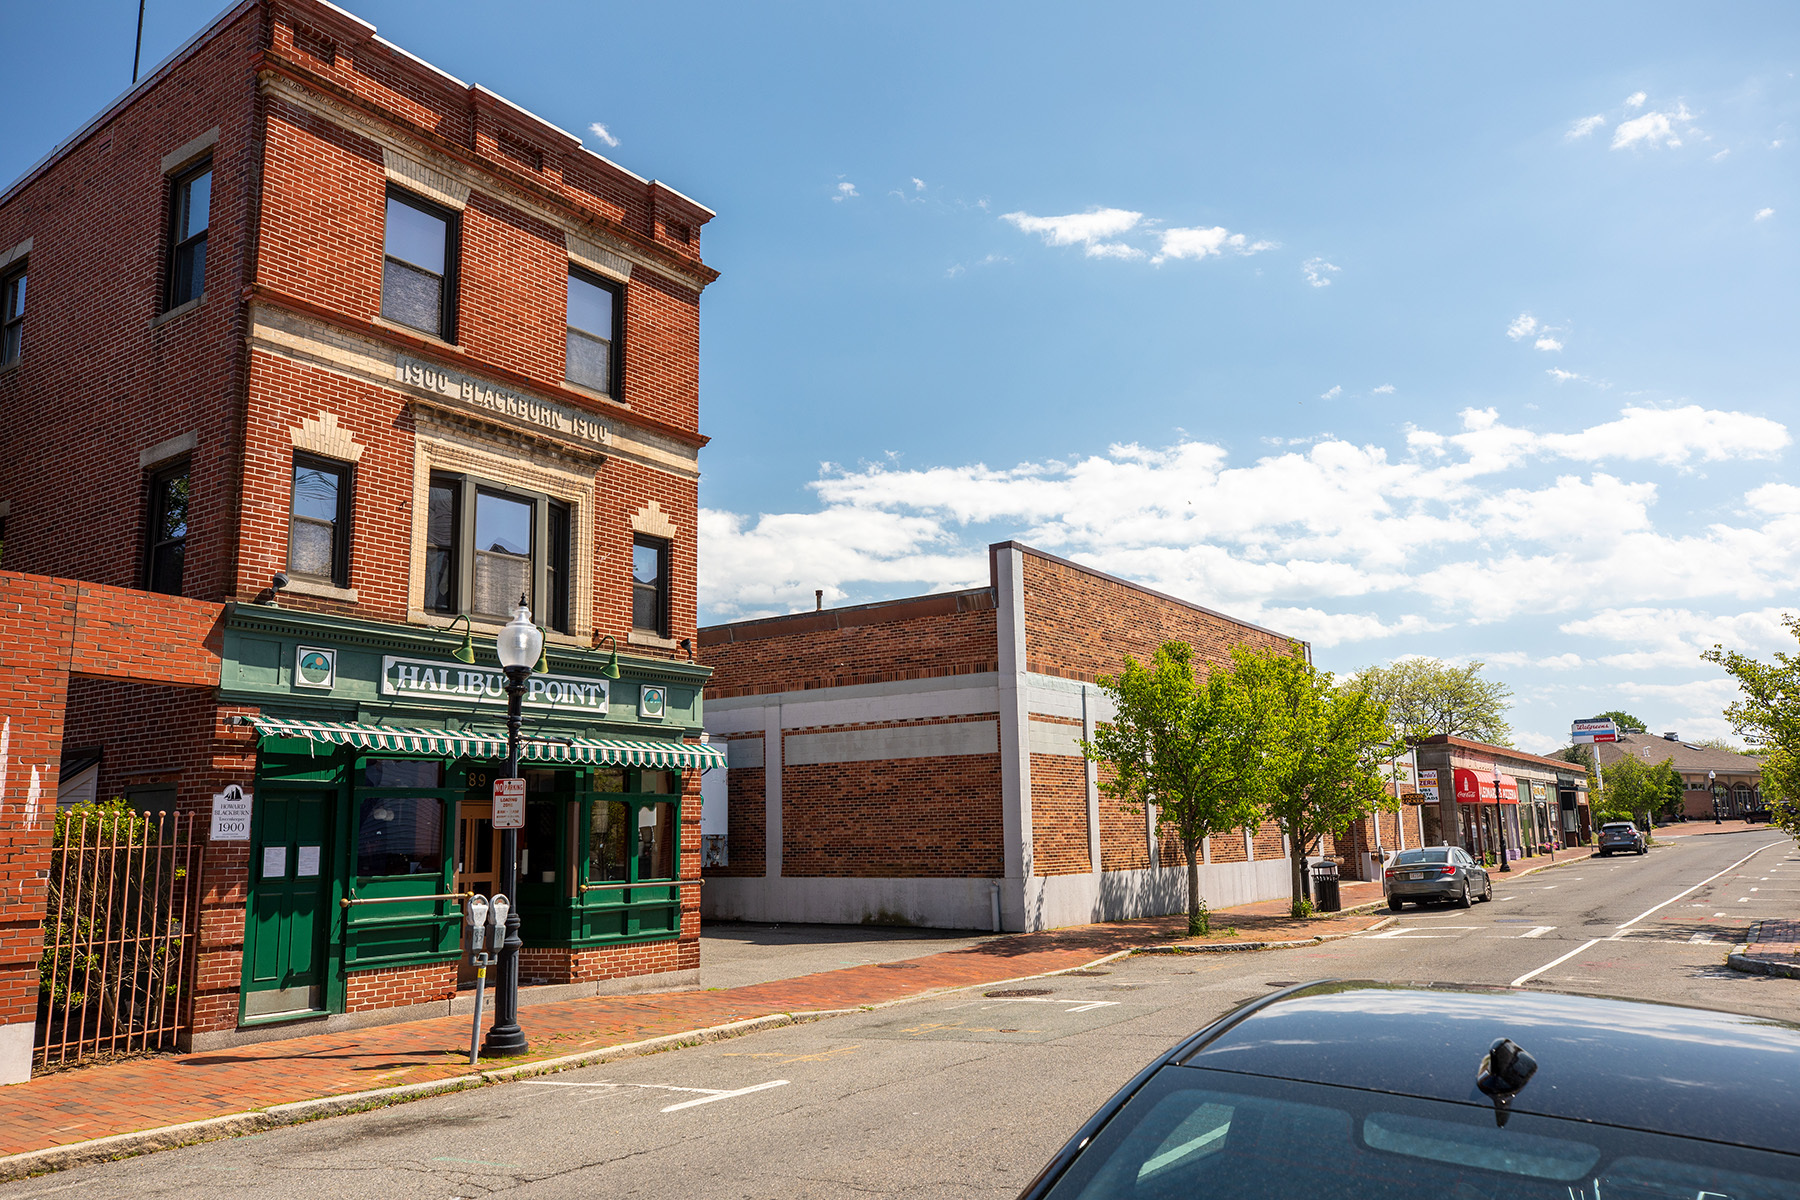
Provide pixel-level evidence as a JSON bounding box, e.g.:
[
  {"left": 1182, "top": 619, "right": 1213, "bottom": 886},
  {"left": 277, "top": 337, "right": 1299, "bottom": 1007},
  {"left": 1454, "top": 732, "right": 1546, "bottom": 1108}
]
[
  {"left": 210, "top": 784, "right": 253, "bottom": 841},
  {"left": 493, "top": 777, "right": 527, "bottom": 829},
  {"left": 1571, "top": 718, "right": 1619, "bottom": 744},
  {"left": 1417, "top": 769, "right": 1439, "bottom": 801}
]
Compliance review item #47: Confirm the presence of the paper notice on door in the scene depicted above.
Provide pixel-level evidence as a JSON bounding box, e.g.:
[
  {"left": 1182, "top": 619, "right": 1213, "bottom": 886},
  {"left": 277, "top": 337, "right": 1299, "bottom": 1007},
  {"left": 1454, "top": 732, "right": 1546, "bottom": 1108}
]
[
  {"left": 263, "top": 845, "right": 288, "bottom": 879},
  {"left": 296, "top": 846, "right": 321, "bottom": 877}
]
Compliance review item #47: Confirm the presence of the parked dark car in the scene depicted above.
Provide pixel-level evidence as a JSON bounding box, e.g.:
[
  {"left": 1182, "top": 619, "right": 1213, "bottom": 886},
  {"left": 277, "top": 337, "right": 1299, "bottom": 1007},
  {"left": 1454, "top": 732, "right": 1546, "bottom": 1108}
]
[
  {"left": 1597, "top": 821, "right": 1647, "bottom": 856},
  {"left": 1017, "top": 982, "right": 1800, "bottom": 1198},
  {"left": 1381, "top": 845, "right": 1491, "bottom": 910}
]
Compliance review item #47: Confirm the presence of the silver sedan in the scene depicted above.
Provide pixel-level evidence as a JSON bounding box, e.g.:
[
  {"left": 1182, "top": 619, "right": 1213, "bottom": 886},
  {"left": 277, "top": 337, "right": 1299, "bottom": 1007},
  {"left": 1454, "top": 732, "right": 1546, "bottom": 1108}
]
[{"left": 1382, "top": 846, "right": 1492, "bottom": 910}]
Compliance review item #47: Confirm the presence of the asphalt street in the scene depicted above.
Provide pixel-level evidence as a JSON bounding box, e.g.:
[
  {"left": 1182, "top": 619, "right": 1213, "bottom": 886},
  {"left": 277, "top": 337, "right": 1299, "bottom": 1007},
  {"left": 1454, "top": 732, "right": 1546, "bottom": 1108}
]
[{"left": 8, "top": 830, "right": 1794, "bottom": 1200}]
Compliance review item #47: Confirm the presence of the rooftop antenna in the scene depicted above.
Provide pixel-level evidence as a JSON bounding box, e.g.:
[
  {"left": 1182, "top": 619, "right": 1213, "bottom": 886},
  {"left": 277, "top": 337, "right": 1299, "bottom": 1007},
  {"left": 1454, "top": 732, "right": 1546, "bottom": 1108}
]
[{"left": 132, "top": 0, "right": 147, "bottom": 84}]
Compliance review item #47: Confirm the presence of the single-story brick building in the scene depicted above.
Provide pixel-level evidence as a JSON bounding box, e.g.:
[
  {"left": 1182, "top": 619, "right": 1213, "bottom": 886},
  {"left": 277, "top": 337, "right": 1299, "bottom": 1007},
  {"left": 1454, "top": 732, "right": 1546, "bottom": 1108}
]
[{"left": 697, "top": 542, "right": 1307, "bottom": 932}]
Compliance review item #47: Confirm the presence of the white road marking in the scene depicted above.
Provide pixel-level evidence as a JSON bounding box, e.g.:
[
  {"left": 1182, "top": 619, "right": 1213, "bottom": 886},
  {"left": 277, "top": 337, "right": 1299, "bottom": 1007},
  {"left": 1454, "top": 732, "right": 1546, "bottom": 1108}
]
[
  {"left": 1689, "top": 933, "right": 1716, "bottom": 944},
  {"left": 661, "top": 1080, "right": 790, "bottom": 1112},
  {"left": 1370, "top": 926, "right": 1479, "bottom": 940},
  {"left": 1715, "top": 912, "right": 1727, "bottom": 917},
  {"left": 529, "top": 1077, "right": 791, "bottom": 1114},
  {"left": 1513, "top": 841, "right": 1784, "bottom": 985},
  {"left": 976, "top": 997, "right": 1121, "bottom": 1013},
  {"left": 1519, "top": 927, "right": 1555, "bottom": 938},
  {"left": 1496, "top": 895, "right": 1519, "bottom": 901},
  {"left": 1535, "top": 885, "right": 1557, "bottom": 890},
  {"left": 1512, "top": 939, "right": 1602, "bottom": 986},
  {"left": 1738, "top": 897, "right": 1751, "bottom": 903}
]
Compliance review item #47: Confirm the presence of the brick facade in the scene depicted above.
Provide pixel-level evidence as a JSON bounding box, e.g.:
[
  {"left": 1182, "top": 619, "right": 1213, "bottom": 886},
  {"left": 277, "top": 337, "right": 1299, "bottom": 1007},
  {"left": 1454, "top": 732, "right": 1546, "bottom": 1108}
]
[
  {"left": 700, "top": 542, "right": 1308, "bottom": 932},
  {"left": 0, "top": 0, "right": 717, "bottom": 1065}
]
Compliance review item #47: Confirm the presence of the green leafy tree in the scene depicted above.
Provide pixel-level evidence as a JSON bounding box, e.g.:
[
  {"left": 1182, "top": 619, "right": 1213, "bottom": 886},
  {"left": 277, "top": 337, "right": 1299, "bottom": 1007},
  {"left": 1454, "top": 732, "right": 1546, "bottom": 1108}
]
[
  {"left": 1083, "top": 642, "right": 1264, "bottom": 936},
  {"left": 1703, "top": 615, "right": 1800, "bottom": 838},
  {"left": 1592, "top": 710, "right": 1650, "bottom": 733},
  {"left": 1244, "top": 644, "right": 1401, "bottom": 917},
  {"left": 1346, "top": 658, "right": 1513, "bottom": 744},
  {"left": 1598, "top": 753, "right": 1681, "bottom": 839}
]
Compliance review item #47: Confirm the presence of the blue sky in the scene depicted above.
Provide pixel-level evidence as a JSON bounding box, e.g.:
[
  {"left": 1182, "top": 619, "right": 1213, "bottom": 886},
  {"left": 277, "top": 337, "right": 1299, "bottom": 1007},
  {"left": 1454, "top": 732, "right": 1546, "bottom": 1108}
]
[{"left": 7, "top": 1, "right": 1798, "bottom": 752}]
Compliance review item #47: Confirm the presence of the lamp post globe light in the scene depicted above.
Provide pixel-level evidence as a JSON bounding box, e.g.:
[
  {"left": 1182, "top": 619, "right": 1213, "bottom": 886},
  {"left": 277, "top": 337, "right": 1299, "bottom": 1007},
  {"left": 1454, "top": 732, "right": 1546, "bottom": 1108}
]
[{"left": 482, "top": 596, "right": 545, "bottom": 1059}]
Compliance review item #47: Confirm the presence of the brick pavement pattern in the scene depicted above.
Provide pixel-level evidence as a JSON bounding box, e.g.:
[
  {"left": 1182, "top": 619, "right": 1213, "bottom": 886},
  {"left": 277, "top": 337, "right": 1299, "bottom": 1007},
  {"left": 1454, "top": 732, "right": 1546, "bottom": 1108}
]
[
  {"left": 1744, "top": 920, "right": 1800, "bottom": 969},
  {"left": 0, "top": 906, "right": 1391, "bottom": 1159}
]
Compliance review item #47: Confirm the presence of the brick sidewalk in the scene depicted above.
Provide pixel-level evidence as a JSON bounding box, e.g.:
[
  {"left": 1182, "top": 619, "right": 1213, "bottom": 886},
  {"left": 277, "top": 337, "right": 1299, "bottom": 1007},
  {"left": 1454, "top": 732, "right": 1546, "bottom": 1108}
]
[
  {"left": 1734, "top": 919, "right": 1800, "bottom": 979},
  {"left": 0, "top": 901, "right": 1388, "bottom": 1164}
]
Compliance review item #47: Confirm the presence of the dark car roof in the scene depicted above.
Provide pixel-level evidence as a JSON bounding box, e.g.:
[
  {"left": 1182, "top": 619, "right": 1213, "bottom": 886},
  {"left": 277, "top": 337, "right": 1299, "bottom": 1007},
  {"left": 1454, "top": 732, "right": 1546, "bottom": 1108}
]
[{"left": 1178, "top": 982, "right": 1800, "bottom": 1149}]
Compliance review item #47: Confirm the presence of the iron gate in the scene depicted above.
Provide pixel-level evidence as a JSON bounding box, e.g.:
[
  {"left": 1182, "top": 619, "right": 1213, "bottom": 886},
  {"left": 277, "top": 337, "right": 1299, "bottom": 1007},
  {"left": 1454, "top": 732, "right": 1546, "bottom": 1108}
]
[{"left": 37, "top": 807, "right": 204, "bottom": 1069}]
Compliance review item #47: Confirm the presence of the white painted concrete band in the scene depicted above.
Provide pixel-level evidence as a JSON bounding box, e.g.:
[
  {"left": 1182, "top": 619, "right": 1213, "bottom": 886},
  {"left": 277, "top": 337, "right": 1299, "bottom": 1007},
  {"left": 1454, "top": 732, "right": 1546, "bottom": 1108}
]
[
  {"left": 706, "top": 673, "right": 1000, "bottom": 735},
  {"left": 785, "top": 720, "right": 999, "bottom": 766}
]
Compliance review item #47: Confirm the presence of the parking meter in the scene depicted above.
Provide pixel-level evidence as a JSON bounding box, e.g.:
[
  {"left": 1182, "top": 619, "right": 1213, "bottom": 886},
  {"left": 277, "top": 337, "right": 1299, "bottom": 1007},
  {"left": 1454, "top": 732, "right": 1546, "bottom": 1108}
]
[
  {"left": 489, "top": 893, "right": 510, "bottom": 934},
  {"left": 466, "top": 895, "right": 491, "bottom": 952}
]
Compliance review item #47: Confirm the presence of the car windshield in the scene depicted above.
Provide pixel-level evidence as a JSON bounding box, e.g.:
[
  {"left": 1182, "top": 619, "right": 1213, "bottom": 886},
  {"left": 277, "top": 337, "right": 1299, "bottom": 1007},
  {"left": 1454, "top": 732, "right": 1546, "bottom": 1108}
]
[
  {"left": 1603, "top": 824, "right": 1635, "bottom": 832},
  {"left": 1045, "top": 1068, "right": 1798, "bottom": 1199},
  {"left": 1391, "top": 849, "right": 1449, "bottom": 865}
]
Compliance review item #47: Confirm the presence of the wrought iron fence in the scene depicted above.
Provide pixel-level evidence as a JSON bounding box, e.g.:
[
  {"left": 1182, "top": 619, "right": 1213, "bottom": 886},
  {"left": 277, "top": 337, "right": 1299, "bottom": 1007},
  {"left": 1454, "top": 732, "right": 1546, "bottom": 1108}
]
[{"left": 36, "top": 805, "right": 204, "bottom": 1069}]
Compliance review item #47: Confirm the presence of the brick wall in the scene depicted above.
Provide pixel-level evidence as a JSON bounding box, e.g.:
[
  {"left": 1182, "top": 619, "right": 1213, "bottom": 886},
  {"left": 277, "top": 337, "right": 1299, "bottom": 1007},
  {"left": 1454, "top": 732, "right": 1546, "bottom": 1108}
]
[
  {"left": 1030, "top": 754, "right": 1091, "bottom": 875},
  {"left": 344, "top": 961, "right": 458, "bottom": 1012},
  {"left": 707, "top": 734, "right": 764, "bottom": 878},
  {"left": 519, "top": 936, "right": 695, "bottom": 985},
  {"left": 699, "top": 591, "right": 998, "bottom": 698},
  {"left": 1013, "top": 547, "right": 1297, "bottom": 683},
  {"left": 780, "top": 716, "right": 1004, "bottom": 878}
]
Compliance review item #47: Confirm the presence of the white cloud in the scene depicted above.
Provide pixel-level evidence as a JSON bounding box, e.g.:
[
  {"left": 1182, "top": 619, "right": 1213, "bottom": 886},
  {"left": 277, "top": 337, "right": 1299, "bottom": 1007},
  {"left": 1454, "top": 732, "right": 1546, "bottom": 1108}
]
[
  {"left": 1534, "top": 336, "right": 1563, "bottom": 352},
  {"left": 1713, "top": 149, "right": 1731, "bottom": 161},
  {"left": 1303, "top": 258, "right": 1340, "bottom": 287},
  {"left": 587, "top": 122, "right": 620, "bottom": 149},
  {"left": 1088, "top": 241, "right": 1147, "bottom": 260},
  {"left": 1561, "top": 607, "right": 1797, "bottom": 670},
  {"left": 1611, "top": 104, "right": 1694, "bottom": 150},
  {"left": 1566, "top": 114, "right": 1607, "bottom": 140},
  {"left": 833, "top": 181, "right": 859, "bottom": 202},
  {"left": 700, "top": 402, "right": 1797, "bottom": 629},
  {"left": 1372, "top": 384, "right": 1396, "bottom": 395},
  {"left": 1507, "top": 313, "right": 1539, "bottom": 340},
  {"left": 1546, "top": 368, "right": 1600, "bottom": 385},
  {"left": 1151, "top": 226, "right": 1273, "bottom": 264},
  {"left": 912, "top": 177, "right": 926, "bottom": 191},
  {"left": 1320, "top": 385, "right": 1342, "bottom": 400},
  {"left": 1756, "top": 207, "right": 1775, "bottom": 221},
  {"left": 1625, "top": 91, "right": 1648, "bottom": 109},
  {"left": 1002, "top": 207, "right": 1142, "bottom": 248}
]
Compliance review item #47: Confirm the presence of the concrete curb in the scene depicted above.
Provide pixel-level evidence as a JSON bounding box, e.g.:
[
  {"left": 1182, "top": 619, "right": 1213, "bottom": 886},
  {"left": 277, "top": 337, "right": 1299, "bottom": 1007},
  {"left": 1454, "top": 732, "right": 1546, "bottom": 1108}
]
[
  {"left": 1724, "top": 926, "right": 1800, "bottom": 981},
  {"left": 0, "top": 946, "right": 1156, "bottom": 1182}
]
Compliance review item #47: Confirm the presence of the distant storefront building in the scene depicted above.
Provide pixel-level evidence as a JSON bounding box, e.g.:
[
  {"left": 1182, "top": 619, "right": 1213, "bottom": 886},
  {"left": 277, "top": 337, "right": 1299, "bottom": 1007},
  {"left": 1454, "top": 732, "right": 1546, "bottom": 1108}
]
[
  {"left": 1584, "top": 733, "right": 1764, "bottom": 819},
  {"left": 698, "top": 543, "right": 1306, "bottom": 932}
]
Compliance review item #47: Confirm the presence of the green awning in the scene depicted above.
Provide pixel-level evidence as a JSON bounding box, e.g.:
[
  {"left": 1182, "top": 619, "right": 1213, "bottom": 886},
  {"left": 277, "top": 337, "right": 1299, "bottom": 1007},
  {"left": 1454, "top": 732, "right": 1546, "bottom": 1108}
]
[{"left": 249, "top": 717, "right": 726, "bottom": 770}]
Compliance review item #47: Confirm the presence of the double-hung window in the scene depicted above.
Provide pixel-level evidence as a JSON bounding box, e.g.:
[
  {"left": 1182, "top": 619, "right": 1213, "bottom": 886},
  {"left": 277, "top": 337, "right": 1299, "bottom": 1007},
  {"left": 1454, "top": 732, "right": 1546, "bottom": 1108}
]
[
  {"left": 425, "top": 473, "right": 572, "bottom": 631},
  {"left": 631, "top": 535, "right": 669, "bottom": 637},
  {"left": 1, "top": 262, "right": 25, "bottom": 365},
  {"left": 289, "top": 454, "right": 352, "bottom": 587},
  {"left": 166, "top": 161, "right": 211, "bottom": 309},
  {"left": 144, "top": 460, "right": 190, "bottom": 595},
  {"left": 382, "top": 189, "right": 457, "bottom": 339},
  {"left": 565, "top": 268, "right": 621, "bottom": 395}
]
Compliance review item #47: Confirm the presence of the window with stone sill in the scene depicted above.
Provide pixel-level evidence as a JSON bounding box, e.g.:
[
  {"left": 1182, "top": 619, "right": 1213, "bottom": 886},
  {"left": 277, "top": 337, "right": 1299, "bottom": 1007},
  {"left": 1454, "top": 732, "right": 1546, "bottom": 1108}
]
[
  {"left": 1, "top": 261, "right": 25, "bottom": 366},
  {"left": 289, "top": 453, "right": 352, "bottom": 587},
  {"left": 166, "top": 160, "right": 211, "bottom": 311},
  {"left": 425, "top": 471, "right": 572, "bottom": 631},
  {"left": 382, "top": 188, "right": 458, "bottom": 340},
  {"left": 565, "top": 267, "right": 621, "bottom": 395},
  {"left": 632, "top": 534, "right": 670, "bottom": 638},
  {"left": 143, "top": 460, "right": 190, "bottom": 596}
]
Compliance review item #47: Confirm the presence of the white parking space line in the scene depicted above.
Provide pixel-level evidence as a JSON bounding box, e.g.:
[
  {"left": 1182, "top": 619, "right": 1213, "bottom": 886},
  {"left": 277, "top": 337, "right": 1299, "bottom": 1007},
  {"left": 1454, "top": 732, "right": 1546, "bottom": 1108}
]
[
  {"left": 1370, "top": 926, "right": 1479, "bottom": 940},
  {"left": 529, "top": 1078, "right": 791, "bottom": 1114},
  {"left": 977, "top": 998, "right": 1121, "bottom": 1013},
  {"left": 1519, "top": 927, "right": 1555, "bottom": 938},
  {"left": 1689, "top": 933, "right": 1716, "bottom": 944},
  {"left": 1738, "top": 897, "right": 1751, "bottom": 903},
  {"left": 1511, "top": 938, "right": 1601, "bottom": 986}
]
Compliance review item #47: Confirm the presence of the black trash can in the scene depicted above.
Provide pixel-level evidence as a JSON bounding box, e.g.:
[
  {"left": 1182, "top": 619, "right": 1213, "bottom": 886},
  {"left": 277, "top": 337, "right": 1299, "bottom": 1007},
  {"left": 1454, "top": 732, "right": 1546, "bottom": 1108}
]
[{"left": 1310, "top": 859, "right": 1341, "bottom": 912}]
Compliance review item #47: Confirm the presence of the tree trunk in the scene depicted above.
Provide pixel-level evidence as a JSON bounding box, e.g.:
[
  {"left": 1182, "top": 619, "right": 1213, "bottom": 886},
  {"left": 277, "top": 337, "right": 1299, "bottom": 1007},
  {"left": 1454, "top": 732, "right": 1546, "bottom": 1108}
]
[
  {"left": 1288, "top": 821, "right": 1310, "bottom": 918},
  {"left": 1184, "top": 836, "right": 1207, "bottom": 936}
]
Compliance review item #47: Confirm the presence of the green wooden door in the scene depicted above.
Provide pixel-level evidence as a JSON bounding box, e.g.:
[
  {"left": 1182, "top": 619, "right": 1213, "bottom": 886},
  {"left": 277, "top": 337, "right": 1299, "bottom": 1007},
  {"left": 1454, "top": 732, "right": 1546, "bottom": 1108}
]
[{"left": 244, "top": 789, "right": 333, "bottom": 1019}]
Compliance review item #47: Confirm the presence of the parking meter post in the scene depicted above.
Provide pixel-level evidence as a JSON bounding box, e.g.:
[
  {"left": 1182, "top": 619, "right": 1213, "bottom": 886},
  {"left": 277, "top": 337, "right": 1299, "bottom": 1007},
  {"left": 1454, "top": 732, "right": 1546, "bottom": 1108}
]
[{"left": 465, "top": 895, "right": 491, "bottom": 1067}]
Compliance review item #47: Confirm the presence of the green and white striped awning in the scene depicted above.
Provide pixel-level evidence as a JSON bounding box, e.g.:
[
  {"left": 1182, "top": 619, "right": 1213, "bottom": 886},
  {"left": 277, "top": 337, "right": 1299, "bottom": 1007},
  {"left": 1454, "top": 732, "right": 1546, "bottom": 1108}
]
[{"left": 249, "top": 717, "right": 726, "bottom": 770}]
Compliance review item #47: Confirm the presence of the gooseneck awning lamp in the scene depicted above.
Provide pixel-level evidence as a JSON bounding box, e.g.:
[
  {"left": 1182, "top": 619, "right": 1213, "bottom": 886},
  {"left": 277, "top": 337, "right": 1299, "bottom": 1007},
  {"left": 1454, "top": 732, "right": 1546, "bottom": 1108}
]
[
  {"left": 444, "top": 613, "right": 477, "bottom": 665},
  {"left": 595, "top": 633, "right": 623, "bottom": 681}
]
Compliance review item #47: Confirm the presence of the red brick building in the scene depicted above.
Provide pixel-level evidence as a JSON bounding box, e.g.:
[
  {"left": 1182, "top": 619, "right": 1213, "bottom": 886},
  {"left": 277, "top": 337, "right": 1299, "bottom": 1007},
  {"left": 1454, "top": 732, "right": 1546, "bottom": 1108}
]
[
  {"left": 698, "top": 543, "right": 1304, "bottom": 931},
  {"left": 0, "top": 0, "right": 722, "bottom": 1071}
]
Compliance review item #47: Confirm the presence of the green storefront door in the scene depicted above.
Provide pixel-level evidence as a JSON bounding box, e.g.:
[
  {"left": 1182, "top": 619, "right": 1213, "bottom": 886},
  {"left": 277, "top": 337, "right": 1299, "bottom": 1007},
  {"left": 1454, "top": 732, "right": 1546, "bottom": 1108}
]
[{"left": 244, "top": 789, "right": 334, "bottom": 1019}]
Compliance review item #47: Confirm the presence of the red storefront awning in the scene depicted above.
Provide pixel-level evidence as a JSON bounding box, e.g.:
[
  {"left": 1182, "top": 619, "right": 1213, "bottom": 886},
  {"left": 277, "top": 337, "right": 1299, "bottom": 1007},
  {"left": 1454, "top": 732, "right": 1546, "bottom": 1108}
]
[{"left": 1453, "top": 767, "right": 1519, "bottom": 804}]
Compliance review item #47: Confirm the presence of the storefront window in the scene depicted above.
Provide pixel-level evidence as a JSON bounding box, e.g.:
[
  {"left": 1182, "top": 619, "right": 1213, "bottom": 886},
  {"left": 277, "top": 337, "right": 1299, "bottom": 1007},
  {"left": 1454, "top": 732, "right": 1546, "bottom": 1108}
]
[
  {"left": 638, "top": 770, "right": 673, "bottom": 795},
  {"left": 361, "top": 759, "right": 443, "bottom": 788},
  {"left": 592, "top": 768, "right": 625, "bottom": 793},
  {"left": 590, "top": 801, "right": 630, "bottom": 881},
  {"left": 637, "top": 802, "right": 676, "bottom": 880},
  {"left": 356, "top": 795, "right": 446, "bottom": 877}
]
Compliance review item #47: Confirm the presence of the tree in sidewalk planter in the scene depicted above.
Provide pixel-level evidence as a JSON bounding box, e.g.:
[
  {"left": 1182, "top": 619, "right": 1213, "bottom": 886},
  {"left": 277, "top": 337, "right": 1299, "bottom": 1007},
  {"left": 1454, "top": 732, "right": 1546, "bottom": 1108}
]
[
  {"left": 1597, "top": 753, "right": 1681, "bottom": 841},
  {"left": 1703, "top": 614, "right": 1800, "bottom": 838},
  {"left": 1241, "top": 643, "right": 1402, "bottom": 919},
  {"left": 1082, "top": 641, "right": 1264, "bottom": 937},
  {"left": 1346, "top": 657, "right": 1513, "bottom": 745}
]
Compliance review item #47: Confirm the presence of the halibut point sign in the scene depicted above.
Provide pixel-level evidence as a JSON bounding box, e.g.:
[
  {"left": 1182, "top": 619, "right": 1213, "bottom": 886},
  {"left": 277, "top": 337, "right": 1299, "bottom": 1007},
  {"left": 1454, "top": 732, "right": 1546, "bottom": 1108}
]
[{"left": 381, "top": 656, "right": 609, "bottom": 714}]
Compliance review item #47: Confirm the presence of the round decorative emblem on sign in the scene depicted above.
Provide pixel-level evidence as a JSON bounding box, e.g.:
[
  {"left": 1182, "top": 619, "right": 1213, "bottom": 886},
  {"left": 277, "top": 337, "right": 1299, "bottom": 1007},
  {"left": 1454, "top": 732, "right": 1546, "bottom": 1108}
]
[{"left": 299, "top": 651, "right": 332, "bottom": 684}]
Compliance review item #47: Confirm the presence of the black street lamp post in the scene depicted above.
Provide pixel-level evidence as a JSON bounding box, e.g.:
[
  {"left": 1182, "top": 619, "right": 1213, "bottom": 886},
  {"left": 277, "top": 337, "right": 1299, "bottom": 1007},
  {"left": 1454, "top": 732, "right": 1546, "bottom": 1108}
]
[
  {"left": 1492, "top": 766, "right": 1511, "bottom": 872},
  {"left": 481, "top": 597, "right": 545, "bottom": 1060},
  {"left": 1710, "top": 769, "right": 1722, "bottom": 825}
]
